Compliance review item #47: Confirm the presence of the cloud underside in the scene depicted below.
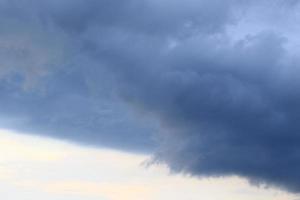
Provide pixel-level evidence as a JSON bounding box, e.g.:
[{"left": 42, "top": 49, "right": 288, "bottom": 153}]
[{"left": 1, "top": 0, "right": 300, "bottom": 192}]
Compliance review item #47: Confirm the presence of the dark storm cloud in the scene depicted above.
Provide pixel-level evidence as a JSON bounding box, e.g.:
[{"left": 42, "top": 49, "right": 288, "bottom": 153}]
[{"left": 1, "top": 0, "right": 300, "bottom": 193}]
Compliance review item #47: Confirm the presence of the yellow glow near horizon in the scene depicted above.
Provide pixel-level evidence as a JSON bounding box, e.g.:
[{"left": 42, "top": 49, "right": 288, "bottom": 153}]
[{"left": 0, "top": 129, "right": 296, "bottom": 200}]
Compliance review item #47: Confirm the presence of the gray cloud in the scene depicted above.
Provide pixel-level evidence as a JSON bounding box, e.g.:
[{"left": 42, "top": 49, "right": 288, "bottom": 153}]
[{"left": 1, "top": 0, "right": 300, "bottom": 193}]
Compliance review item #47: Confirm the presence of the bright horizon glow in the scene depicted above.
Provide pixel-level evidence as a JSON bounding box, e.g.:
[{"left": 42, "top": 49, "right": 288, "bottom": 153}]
[{"left": 0, "top": 129, "right": 296, "bottom": 200}]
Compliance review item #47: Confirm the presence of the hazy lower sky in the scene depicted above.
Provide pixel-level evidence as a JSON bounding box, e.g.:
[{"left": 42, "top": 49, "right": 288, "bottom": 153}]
[
  {"left": 1, "top": 0, "right": 300, "bottom": 199},
  {"left": 0, "top": 129, "right": 296, "bottom": 200}
]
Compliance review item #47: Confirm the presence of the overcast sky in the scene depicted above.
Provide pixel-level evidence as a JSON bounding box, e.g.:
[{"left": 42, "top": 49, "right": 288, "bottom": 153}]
[{"left": 1, "top": 0, "right": 300, "bottom": 199}]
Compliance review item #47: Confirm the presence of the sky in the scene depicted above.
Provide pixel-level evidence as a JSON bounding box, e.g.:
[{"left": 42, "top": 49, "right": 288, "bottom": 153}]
[
  {"left": 0, "top": 129, "right": 297, "bottom": 200},
  {"left": 1, "top": 0, "right": 300, "bottom": 199}
]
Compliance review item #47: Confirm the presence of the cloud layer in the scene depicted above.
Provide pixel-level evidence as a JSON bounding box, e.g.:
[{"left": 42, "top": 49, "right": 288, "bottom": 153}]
[{"left": 1, "top": 0, "right": 300, "bottom": 192}]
